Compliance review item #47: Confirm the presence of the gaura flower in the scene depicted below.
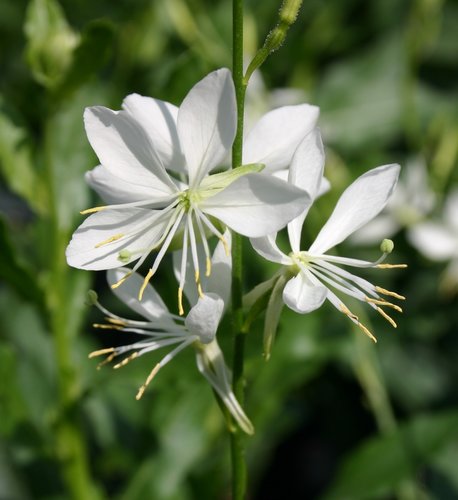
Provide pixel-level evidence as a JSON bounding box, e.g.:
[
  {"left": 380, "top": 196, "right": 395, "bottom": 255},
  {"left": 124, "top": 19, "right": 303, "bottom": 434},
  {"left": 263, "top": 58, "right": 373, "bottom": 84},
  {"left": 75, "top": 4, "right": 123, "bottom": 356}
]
[
  {"left": 66, "top": 68, "right": 313, "bottom": 313},
  {"left": 89, "top": 235, "right": 254, "bottom": 434},
  {"left": 408, "top": 189, "right": 458, "bottom": 293},
  {"left": 250, "top": 128, "right": 406, "bottom": 356}
]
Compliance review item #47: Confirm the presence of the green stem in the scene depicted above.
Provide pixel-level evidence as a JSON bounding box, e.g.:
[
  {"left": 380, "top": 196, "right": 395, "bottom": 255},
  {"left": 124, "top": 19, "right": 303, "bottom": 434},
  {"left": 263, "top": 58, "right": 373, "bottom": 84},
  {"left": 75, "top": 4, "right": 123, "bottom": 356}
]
[
  {"left": 44, "top": 117, "right": 100, "bottom": 500},
  {"left": 231, "top": 0, "right": 248, "bottom": 498}
]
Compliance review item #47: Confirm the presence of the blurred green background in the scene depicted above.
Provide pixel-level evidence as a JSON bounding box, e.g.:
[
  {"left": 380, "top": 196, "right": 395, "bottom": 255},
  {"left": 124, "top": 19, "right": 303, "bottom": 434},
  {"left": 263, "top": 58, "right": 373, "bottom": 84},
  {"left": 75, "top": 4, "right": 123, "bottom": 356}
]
[{"left": 0, "top": 0, "right": 457, "bottom": 499}]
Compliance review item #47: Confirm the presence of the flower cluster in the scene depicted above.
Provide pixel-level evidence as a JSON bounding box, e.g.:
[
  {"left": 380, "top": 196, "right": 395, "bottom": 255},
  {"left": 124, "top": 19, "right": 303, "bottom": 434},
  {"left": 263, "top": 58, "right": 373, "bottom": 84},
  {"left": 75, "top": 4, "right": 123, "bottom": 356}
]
[{"left": 67, "top": 68, "right": 404, "bottom": 433}]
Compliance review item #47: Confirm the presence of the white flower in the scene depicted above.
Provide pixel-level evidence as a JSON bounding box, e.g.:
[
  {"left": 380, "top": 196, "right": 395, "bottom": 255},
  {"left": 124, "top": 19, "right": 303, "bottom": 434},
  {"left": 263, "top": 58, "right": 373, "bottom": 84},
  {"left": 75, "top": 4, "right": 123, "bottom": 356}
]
[
  {"left": 66, "top": 68, "right": 312, "bottom": 310},
  {"left": 88, "top": 236, "right": 254, "bottom": 435},
  {"left": 250, "top": 129, "right": 405, "bottom": 354},
  {"left": 351, "top": 157, "right": 435, "bottom": 245},
  {"left": 408, "top": 189, "right": 458, "bottom": 293}
]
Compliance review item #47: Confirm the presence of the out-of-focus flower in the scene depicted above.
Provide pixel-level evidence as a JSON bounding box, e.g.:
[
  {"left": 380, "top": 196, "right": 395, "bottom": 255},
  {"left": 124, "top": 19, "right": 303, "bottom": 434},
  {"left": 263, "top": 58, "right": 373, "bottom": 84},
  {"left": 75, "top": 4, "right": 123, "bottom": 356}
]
[
  {"left": 250, "top": 129, "right": 405, "bottom": 356},
  {"left": 408, "top": 190, "right": 458, "bottom": 293},
  {"left": 66, "top": 68, "right": 313, "bottom": 311},
  {"left": 89, "top": 236, "right": 254, "bottom": 434},
  {"left": 351, "top": 157, "right": 435, "bottom": 245}
]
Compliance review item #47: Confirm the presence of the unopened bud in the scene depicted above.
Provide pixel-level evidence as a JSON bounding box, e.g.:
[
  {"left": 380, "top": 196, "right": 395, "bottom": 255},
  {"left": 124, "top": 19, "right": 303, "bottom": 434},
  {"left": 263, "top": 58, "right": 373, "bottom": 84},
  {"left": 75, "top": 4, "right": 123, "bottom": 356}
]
[{"left": 279, "top": 0, "right": 303, "bottom": 25}]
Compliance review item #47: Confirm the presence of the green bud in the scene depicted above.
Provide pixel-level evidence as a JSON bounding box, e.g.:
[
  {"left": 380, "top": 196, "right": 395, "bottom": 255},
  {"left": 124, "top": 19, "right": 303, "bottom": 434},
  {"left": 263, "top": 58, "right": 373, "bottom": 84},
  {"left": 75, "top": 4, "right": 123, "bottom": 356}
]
[
  {"left": 24, "top": 0, "right": 79, "bottom": 88},
  {"left": 279, "top": 0, "right": 303, "bottom": 25},
  {"left": 380, "top": 239, "right": 394, "bottom": 254},
  {"left": 86, "top": 289, "right": 98, "bottom": 306}
]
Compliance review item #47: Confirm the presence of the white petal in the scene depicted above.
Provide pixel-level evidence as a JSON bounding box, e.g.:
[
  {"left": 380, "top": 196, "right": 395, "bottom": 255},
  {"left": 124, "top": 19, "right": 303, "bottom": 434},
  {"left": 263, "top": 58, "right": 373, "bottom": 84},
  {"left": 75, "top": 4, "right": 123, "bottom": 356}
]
[
  {"left": 84, "top": 106, "right": 177, "bottom": 195},
  {"left": 283, "top": 274, "right": 328, "bottom": 314},
  {"left": 185, "top": 294, "right": 224, "bottom": 343},
  {"left": 85, "top": 165, "right": 173, "bottom": 205},
  {"left": 250, "top": 234, "right": 290, "bottom": 264},
  {"left": 177, "top": 69, "right": 236, "bottom": 187},
  {"left": 66, "top": 208, "right": 170, "bottom": 270},
  {"left": 408, "top": 223, "right": 457, "bottom": 261},
  {"left": 107, "top": 269, "right": 175, "bottom": 324},
  {"left": 243, "top": 104, "right": 320, "bottom": 172},
  {"left": 309, "top": 164, "right": 400, "bottom": 255},
  {"left": 201, "top": 174, "right": 310, "bottom": 237},
  {"left": 122, "top": 94, "right": 186, "bottom": 174},
  {"left": 287, "top": 128, "right": 325, "bottom": 252}
]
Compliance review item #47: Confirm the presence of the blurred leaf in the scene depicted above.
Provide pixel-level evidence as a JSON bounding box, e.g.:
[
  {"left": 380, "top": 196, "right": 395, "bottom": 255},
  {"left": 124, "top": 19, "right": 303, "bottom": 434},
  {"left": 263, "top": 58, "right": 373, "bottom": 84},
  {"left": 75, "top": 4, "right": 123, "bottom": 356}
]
[
  {"left": 0, "top": 217, "right": 45, "bottom": 311},
  {"left": 322, "top": 410, "right": 458, "bottom": 500},
  {"left": 0, "top": 103, "right": 48, "bottom": 214},
  {"left": 58, "top": 20, "right": 115, "bottom": 98},
  {"left": 24, "top": 0, "right": 79, "bottom": 88},
  {"left": 0, "top": 289, "right": 57, "bottom": 435}
]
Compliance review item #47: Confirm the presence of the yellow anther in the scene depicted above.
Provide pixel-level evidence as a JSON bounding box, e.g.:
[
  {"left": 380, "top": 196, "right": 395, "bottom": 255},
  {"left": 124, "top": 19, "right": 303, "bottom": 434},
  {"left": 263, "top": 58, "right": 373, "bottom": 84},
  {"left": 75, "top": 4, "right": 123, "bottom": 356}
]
[
  {"left": 377, "top": 307, "right": 397, "bottom": 328},
  {"left": 197, "top": 281, "right": 204, "bottom": 298},
  {"left": 113, "top": 351, "right": 138, "bottom": 369},
  {"left": 366, "top": 298, "right": 403, "bottom": 313},
  {"left": 375, "top": 286, "right": 406, "bottom": 300},
  {"left": 178, "top": 287, "right": 184, "bottom": 316},
  {"left": 106, "top": 317, "right": 127, "bottom": 326},
  {"left": 97, "top": 352, "right": 116, "bottom": 370},
  {"left": 220, "top": 236, "right": 230, "bottom": 256},
  {"left": 92, "top": 323, "right": 123, "bottom": 330},
  {"left": 376, "top": 263, "right": 407, "bottom": 269},
  {"left": 80, "top": 205, "right": 107, "bottom": 215},
  {"left": 138, "top": 269, "right": 154, "bottom": 301},
  {"left": 111, "top": 271, "right": 133, "bottom": 289},
  {"left": 136, "top": 363, "right": 161, "bottom": 400},
  {"left": 340, "top": 304, "right": 377, "bottom": 343},
  {"left": 88, "top": 347, "right": 115, "bottom": 358},
  {"left": 95, "top": 233, "right": 124, "bottom": 248},
  {"left": 194, "top": 269, "right": 200, "bottom": 283},
  {"left": 205, "top": 257, "right": 212, "bottom": 277}
]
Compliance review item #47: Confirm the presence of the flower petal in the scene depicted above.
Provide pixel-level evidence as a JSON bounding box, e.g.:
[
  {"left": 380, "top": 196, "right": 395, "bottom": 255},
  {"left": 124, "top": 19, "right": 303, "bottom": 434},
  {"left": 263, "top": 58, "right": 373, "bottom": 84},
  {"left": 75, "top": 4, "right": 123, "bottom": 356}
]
[
  {"left": 201, "top": 174, "right": 310, "bottom": 238},
  {"left": 66, "top": 208, "right": 170, "bottom": 270},
  {"left": 177, "top": 69, "right": 236, "bottom": 187},
  {"left": 250, "top": 234, "right": 290, "bottom": 264},
  {"left": 283, "top": 274, "right": 328, "bottom": 314},
  {"left": 185, "top": 293, "right": 224, "bottom": 343},
  {"left": 408, "top": 223, "right": 457, "bottom": 261},
  {"left": 85, "top": 165, "right": 176, "bottom": 205},
  {"left": 107, "top": 268, "right": 175, "bottom": 324},
  {"left": 84, "top": 106, "right": 177, "bottom": 195},
  {"left": 287, "top": 128, "right": 325, "bottom": 252},
  {"left": 122, "top": 94, "right": 186, "bottom": 174},
  {"left": 309, "top": 164, "right": 400, "bottom": 255},
  {"left": 243, "top": 104, "right": 319, "bottom": 172}
]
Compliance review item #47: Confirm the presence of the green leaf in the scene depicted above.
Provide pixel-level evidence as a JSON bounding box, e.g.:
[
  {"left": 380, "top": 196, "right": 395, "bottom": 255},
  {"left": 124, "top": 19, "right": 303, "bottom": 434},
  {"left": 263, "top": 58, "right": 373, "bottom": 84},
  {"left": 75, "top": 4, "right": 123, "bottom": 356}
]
[
  {"left": 0, "top": 217, "right": 45, "bottom": 310},
  {"left": 24, "top": 0, "right": 79, "bottom": 88},
  {"left": 58, "top": 20, "right": 115, "bottom": 98},
  {"left": 0, "top": 102, "right": 48, "bottom": 214},
  {"left": 322, "top": 410, "right": 458, "bottom": 500}
]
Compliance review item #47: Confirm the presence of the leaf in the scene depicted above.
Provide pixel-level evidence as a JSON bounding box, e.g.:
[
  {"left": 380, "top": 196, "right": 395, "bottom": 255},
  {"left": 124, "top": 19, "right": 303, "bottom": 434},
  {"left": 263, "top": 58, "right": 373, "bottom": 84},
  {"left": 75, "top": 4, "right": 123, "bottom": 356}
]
[
  {"left": 0, "top": 217, "right": 45, "bottom": 310},
  {"left": 24, "top": 0, "right": 79, "bottom": 88},
  {"left": 57, "top": 20, "right": 115, "bottom": 98},
  {"left": 0, "top": 102, "right": 48, "bottom": 214},
  {"left": 322, "top": 410, "right": 458, "bottom": 500}
]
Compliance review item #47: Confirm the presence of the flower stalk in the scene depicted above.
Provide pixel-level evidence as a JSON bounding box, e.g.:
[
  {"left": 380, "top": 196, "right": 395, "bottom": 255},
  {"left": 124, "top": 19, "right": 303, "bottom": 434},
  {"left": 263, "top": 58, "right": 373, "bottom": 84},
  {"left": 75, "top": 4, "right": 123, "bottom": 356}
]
[{"left": 231, "top": 0, "right": 248, "bottom": 498}]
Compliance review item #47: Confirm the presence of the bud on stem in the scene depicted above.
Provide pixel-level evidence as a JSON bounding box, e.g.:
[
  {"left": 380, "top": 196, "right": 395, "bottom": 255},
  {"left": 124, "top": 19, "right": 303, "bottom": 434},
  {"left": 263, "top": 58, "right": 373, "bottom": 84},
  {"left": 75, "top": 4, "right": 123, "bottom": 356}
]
[{"left": 244, "top": 0, "right": 303, "bottom": 84}]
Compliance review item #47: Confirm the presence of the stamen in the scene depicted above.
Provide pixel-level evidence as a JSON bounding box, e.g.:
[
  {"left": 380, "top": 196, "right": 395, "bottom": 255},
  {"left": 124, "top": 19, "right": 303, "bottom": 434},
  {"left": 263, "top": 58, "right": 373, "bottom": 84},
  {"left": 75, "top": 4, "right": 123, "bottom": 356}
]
[
  {"left": 195, "top": 208, "right": 230, "bottom": 256},
  {"left": 377, "top": 264, "right": 408, "bottom": 269},
  {"left": 139, "top": 269, "right": 155, "bottom": 301},
  {"left": 187, "top": 211, "right": 200, "bottom": 280},
  {"left": 178, "top": 288, "right": 184, "bottom": 316},
  {"left": 376, "top": 307, "right": 397, "bottom": 328},
  {"left": 340, "top": 304, "right": 377, "bottom": 343},
  {"left": 206, "top": 257, "right": 212, "bottom": 277},
  {"left": 113, "top": 351, "right": 139, "bottom": 369},
  {"left": 197, "top": 282, "right": 204, "bottom": 298},
  {"left": 136, "top": 363, "right": 161, "bottom": 400},
  {"left": 107, "top": 318, "right": 127, "bottom": 326},
  {"left": 375, "top": 286, "right": 406, "bottom": 300},
  {"left": 111, "top": 271, "right": 133, "bottom": 289},
  {"left": 80, "top": 205, "right": 107, "bottom": 215},
  {"left": 88, "top": 347, "right": 115, "bottom": 358},
  {"left": 92, "top": 323, "right": 123, "bottom": 330},
  {"left": 194, "top": 210, "right": 212, "bottom": 276},
  {"left": 366, "top": 298, "right": 403, "bottom": 313},
  {"left": 94, "top": 233, "right": 124, "bottom": 248},
  {"left": 97, "top": 352, "right": 116, "bottom": 370}
]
